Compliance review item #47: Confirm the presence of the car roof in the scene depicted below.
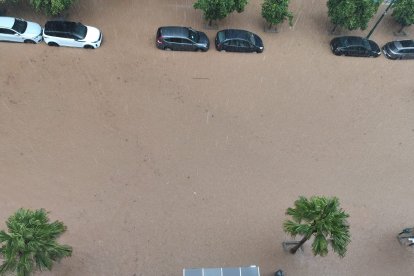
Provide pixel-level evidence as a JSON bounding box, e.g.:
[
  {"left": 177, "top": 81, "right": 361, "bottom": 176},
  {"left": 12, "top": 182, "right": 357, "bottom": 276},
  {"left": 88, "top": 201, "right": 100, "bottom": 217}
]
[
  {"left": 0, "top": 16, "right": 16, "bottom": 29},
  {"left": 219, "top": 29, "right": 254, "bottom": 40},
  {"left": 159, "top": 26, "right": 190, "bottom": 38},
  {"left": 45, "top": 21, "right": 79, "bottom": 33},
  {"left": 395, "top": 40, "right": 414, "bottom": 49},
  {"left": 343, "top": 36, "right": 366, "bottom": 46}
]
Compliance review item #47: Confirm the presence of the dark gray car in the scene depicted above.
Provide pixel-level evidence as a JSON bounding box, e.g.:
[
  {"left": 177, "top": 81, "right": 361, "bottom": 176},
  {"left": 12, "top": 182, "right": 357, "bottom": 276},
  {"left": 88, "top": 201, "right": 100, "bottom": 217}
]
[
  {"left": 383, "top": 40, "right": 414, "bottom": 60},
  {"left": 215, "top": 29, "right": 264, "bottom": 53},
  {"left": 330, "top": 36, "right": 380, "bottom": 57},
  {"left": 156, "top": 26, "right": 209, "bottom": 51}
]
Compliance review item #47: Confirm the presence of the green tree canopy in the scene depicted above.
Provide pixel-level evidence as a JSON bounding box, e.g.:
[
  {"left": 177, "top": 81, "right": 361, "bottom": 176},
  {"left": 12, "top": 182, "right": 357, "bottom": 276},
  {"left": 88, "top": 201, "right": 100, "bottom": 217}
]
[
  {"left": 194, "top": 0, "right": 234, "bottom": 26},
  {"left": 283, "top": 196, "right": 351, "bottom": 256},
  {"left": 261, "top": 0, "right": 293, "bottom": 30},
  {"left": 0, "top": 0, "right": 74, "bottom": 16},
  {"left": 233, "top": 0, "right": 249, "bottom": 12},
  {"left": 0, "top": 209, "right": 72, "bottom": 276},
  {"left": 29, "top": 0, "right": 75, "bottom": 16},
  {"left": 392, "top": 0, "right": 414, "bottom": 32},
  {"left": 327, "top": 0, "right": 381, "bottom": 32},
  {"left": 193, "top": 0, "right": 249, "bottom": 26}
]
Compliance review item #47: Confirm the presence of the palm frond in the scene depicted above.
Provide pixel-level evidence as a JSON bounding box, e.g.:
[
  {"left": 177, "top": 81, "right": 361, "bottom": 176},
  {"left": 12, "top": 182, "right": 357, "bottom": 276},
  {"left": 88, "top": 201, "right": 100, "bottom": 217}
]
[
  {"left": 0, "top": 208, "right": 72, "bottom": 276},
  {"left": 283, "top": 196, "right": 351, "bottom": 257}
]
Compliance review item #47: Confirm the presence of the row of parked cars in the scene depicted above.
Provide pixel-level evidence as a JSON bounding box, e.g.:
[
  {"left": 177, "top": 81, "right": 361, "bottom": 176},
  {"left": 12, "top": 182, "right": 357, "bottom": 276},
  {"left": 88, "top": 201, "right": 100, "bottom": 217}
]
[
  {"left": 0, "top": 16, "right": 102, "bottom": 49},
  {"left": 155, "top": 26, "right": 414, "bottom": 60},
  {"left": 330, "top": 36, "right": 414, "bottom": 60},
  {"left": 156, "top": 26, "right": 264, "bottom": 53}
]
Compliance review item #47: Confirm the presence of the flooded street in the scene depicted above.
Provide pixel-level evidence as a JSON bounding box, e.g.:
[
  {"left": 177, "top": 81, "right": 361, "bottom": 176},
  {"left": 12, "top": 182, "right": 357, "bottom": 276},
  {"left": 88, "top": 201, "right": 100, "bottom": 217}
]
[{"left": 1, "top": 0, "right": 414, "bottom": 275}]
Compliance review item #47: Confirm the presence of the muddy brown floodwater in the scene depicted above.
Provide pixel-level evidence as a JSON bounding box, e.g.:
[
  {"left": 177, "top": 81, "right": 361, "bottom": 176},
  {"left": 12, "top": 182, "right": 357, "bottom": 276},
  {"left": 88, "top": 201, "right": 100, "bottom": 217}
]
[{"left": 1, "top": 0, "right": 414, "bottom": 275}]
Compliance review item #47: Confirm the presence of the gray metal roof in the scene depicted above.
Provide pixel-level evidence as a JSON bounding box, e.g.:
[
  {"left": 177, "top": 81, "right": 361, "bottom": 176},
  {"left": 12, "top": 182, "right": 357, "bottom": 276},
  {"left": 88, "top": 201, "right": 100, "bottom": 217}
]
[{"left": 183, "top": 266, "right": 260, "bottom": 276}]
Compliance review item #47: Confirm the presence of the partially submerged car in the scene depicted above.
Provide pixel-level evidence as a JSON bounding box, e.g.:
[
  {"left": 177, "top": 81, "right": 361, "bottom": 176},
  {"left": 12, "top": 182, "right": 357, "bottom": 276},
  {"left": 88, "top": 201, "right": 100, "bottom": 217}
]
[
  {"left": 215, "top": 29, "right": 264, "bottom": 53},
  {"left": 0, "top": 16, "right": 42, "bottom": 44},
  {"left": 330, "top": 36, "right": 380, "bottom": 57},
  {"left": 43, "top": 21, "right": 102, "bottom": 49},
  {"left": 383, "top": 40, "right": 414, "bottom": 60},
  {"left": 156, "top": 26, "right": 209, "bottom": 51}
]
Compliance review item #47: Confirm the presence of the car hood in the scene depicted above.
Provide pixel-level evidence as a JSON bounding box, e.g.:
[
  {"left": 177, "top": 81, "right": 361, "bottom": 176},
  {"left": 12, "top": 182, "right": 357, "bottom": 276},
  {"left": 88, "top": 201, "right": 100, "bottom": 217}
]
[
  {"left": 254, "top": 34, "right": 263, "bottom": 48},
  {"left": 330, "top": 37, "right": 344, "bottom": 48},
  {"left": 368, "top": 40, "right": 380, "bottom": 53},
  {"left": 23, "top": 21, "right": 42, "bottom": 37},
  {"left": 198, "top": 32, "right": 209, "bottom": 46},
  {"left": 84, "top": 25, "right": 101, "bottom": 42}
]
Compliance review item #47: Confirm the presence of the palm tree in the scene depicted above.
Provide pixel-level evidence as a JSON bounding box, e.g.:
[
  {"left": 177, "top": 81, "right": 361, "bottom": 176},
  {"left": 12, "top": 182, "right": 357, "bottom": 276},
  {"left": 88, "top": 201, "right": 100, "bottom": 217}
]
[
  {"left": 283, "top": 196, "right": 350, "bottom": 256},
  {"left": 0, "top": 208, "right": 72, "bottom": 276}
]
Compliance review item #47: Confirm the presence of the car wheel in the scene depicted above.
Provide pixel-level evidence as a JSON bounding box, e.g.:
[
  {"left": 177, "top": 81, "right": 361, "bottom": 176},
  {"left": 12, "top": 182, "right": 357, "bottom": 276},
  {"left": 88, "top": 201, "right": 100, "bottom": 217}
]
[
  {"left": 48, "top": 42, "right": 59, "bottom": 47},
  {"left": 220, "top": 49, "right": 226, "bottom": 53},
  {"left": 24, "top": 39, "right": 36, "bottom": 44},
  {"left": 84, "top": 45, "right": 95, "bottom": 49},
  {"left": 164, "top": 47, "right": 172, "bottom": 51},
  {"left": 334, "top": 50, "right": 342, "bottom": 56}
]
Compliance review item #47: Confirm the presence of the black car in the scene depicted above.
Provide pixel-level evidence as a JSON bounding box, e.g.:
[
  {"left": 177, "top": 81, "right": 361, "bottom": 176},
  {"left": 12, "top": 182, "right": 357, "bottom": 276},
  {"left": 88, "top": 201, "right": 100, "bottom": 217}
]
[
  {"left": 330, "top": 36, "right": 380, "bottom": 57},
  {"left": 156, "top": 26, "right": 209, "bottom": 51},
  {"left": 382, "top": 40, "right": 414, "bottom": 60},
  {"left": 215, "top": 29, "right": 264, "bottom": 53}
]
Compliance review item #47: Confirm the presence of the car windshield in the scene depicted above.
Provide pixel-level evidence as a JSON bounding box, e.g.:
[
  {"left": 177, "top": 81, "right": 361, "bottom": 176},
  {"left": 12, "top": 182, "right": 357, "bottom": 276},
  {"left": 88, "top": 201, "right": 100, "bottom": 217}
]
[
  {"left": 388, "top": 43, "right": 398, "bottom": 51},
  {"left": 12, "top": 19, "right": 27, "bottom": 34},
  {"left": 74, "top": 22, "right": 87, "bottom": 39},
  {"left": 248, "top": 33, "right": 255, "bottom": 44},
  {"left": 188, "top": 29, "right": 199, "bottom": 42}
]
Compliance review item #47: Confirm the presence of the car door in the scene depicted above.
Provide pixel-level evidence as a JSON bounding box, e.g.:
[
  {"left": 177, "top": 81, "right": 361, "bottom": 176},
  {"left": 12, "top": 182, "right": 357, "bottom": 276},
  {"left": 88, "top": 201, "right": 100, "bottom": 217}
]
[
  {"left": 0, "top": 28, "right": 22, "bottom": 42},
  {"left": 181, "top": 38, "right": 196, "bottom": 51},
  {"left": 72, "top": 33, "right": 86, "bottom": 48},
  {"left": 361, "top": 46, "right": 371, "bottom": 57},
  {"left": 222, "top": 40, "right": 231, "bottom": 51},
  {"left": 408, "top": 49, "right": 414, "bottom": 59},
  {"left": 348, "top": 46, "right": 361, "bottom": 56},
  {"left": 402, "top": 49, "right": 414, "bottom": 59},
  {"left": 228, "top": 39, "right": 241, "bottom": 52},
  {"left": 53, "top": 32, "right": 72, "bottom": 47},
  {"left": 169, "top": 37, "right": 183, "bottom": 50},
  {"left": 343, "top": 45, "right": 354, "bottom": 56},
  {"left": 238, "top": 40, "right": 251, "bottom": 52}
]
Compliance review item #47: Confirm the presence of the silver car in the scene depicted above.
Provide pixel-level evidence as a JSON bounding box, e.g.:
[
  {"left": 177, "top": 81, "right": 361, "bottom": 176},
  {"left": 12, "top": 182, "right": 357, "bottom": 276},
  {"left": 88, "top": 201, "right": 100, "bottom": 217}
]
[
  {"left": 383, "top": 40, "right": 414, "bottom": 60},
  {"left": 0, "top": 16, "right": 42, "bottom": 44}
]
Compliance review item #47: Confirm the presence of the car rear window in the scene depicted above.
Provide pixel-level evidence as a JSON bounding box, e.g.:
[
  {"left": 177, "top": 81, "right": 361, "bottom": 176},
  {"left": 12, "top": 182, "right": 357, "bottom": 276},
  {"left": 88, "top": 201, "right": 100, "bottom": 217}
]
[{"left": 217, "top": 31, "right": 225, "bottom": 42}]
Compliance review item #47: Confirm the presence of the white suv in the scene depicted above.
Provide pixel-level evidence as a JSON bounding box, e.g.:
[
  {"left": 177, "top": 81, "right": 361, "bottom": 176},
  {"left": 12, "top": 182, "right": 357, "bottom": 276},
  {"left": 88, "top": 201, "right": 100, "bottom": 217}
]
[
  {"left": 0, "top": 16, "right": 42, "bottom": 44},
  {"left": 43, "top": 21, "right": 102, "bottom": 49}
]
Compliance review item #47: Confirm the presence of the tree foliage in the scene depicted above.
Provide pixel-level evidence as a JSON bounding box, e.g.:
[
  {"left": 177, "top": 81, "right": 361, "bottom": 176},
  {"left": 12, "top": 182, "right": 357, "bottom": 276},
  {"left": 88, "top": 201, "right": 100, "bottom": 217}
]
[
  {"left": 327, "top": 0, "right": 381, "bottom": 31},
  {"left": 29, "top": 0, "right": 75, "bottom": 16},
  {"left": 193, "top": 0, "right": 249, "bottom": 26},
  {"left": 392, "top": 0, "right": 414, "bottom": 31},
  {"left": 283, "top": 196, "right": 351, "bottom": 257},
  {"left": 0, "top": 0, "right": 74, "bottom": 16},
  {"left": 233, "top": 0, "right": 249, "bottom": 12},
  {"left": 261, "top": 0, "right": 293, "bottom": 29},
  {"left": 0, "top": 209, "right": 72, "bottom": 276}
]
